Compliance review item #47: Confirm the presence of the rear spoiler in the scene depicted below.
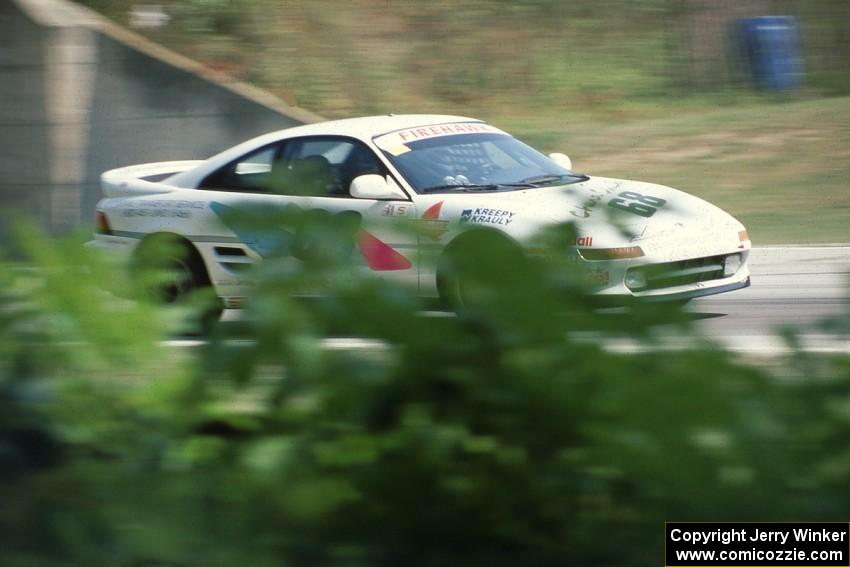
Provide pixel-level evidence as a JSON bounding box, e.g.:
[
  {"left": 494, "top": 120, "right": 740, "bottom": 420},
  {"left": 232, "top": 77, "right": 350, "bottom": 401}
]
[{"left": 101, "top": 160, "right": 205, "bottom": 198}]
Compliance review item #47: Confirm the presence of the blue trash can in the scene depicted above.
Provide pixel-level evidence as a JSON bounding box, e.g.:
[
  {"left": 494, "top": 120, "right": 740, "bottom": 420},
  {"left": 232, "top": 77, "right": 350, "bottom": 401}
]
[{"left": 739, "top": 16, "right": 804, "bottom": 91}]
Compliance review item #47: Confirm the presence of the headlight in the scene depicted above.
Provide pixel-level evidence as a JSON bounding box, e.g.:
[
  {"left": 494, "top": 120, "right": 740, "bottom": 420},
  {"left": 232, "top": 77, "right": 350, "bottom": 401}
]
[
  {"left": 624, "top": 270, "right": 647, "bottom": 290},
  {"left": 723, "top": 253, "right": 742, "bottom": 277},
  {"left": 579, "top": 246, "right": 644, "bottom": 260}
]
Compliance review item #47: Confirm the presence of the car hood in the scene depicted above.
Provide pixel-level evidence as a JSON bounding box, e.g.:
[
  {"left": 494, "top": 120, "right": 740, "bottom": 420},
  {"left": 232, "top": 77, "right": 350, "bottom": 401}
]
[{"left": 421, "top": 176, "right": 747, "bottom": 261}]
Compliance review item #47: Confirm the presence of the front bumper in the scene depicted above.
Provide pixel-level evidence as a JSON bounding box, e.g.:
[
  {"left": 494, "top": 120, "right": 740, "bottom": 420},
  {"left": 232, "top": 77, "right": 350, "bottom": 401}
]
[
  {"left": 586, "top": 245, "right": 752, "bottom": 301},
  {"left": 637, "top": 275, "right": 751, "bottom": 302}
]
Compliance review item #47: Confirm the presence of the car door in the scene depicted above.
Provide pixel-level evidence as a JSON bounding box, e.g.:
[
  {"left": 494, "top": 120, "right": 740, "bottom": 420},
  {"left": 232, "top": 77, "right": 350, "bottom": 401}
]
[{"left": 197, "top": 135, "right": 419, "bottom": 294}]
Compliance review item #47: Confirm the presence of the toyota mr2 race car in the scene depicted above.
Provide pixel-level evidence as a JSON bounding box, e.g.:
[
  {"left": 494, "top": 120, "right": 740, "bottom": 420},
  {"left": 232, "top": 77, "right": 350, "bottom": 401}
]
[{"left": 88, "top": 114, "right": 752, "bottom": 317}]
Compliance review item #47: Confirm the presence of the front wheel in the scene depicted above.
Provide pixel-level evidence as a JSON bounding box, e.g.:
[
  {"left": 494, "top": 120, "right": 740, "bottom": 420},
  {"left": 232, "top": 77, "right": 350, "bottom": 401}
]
[{"left": 437, "top": 231, "right": 528, "bottom": 311}]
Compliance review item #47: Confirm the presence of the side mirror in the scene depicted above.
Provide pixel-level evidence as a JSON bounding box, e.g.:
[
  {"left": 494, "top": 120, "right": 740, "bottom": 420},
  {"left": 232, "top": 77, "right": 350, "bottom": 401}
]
[
  {"left": 548, "top": 152, "right": 572, "bottom": 170},
  {"left": 350, "top": 174, "right": 407, "bottom": 200}
]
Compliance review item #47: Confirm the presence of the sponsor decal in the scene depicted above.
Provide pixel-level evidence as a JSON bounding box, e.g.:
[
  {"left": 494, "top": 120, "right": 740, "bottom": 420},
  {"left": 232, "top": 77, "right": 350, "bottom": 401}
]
[
  {"left": 374, "top": 122, "right": 508, "bottom": 155},
  {"left": 211, "top": 201, "right": 411, "bottom": 271},
  {"left": 459, "top": 207, "right": 516, "bottom": 226},
  {"left": 139, "top": 200, "right": 206, "bottom": 209},
  {"left": 608, "top": 190, "right": 667, "bottom": 218},
  {"left": 570, "top": 183, "right": 620, "bottom": 219},
  {"left": 396, "top": 122, "right": 496, "bottom": 142},
  {"left": 420, "top": 201, "right": 449, "bottom": 241},
  {"left": 381, "top": 203, "right": 411, "bottom": 217},
  {"left": 210, "top": 201, "right": 294, "bottom": 258},
  {"left": 576, "top": 236, "right": 593, "bottom": 246},
  {"left": 123, "top": 208, "right": 192, "bottom": 219},
  {"left": 122, "top": 199, "right": 207, "bottom": 219},
  {"left": 357, "top": 230, "right": 412, "bottom": 271}
]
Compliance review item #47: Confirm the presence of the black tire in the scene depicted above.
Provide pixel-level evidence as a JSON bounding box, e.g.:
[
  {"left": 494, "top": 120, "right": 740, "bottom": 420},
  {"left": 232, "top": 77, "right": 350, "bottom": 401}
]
[
  {"left": 132, "top": 234, "right": 223, "bottom": 334},
  {"left": 437, "top": 231, "right": 527, "bottom": 310}
]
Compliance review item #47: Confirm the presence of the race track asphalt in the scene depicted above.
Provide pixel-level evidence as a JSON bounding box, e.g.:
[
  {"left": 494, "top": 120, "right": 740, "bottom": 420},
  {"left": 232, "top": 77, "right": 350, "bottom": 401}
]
[
  {"left": 687, "top": 246, "right": 849, "bottom": 353},
  {"left": 172, "top": 246, "right": 850, "bottom": 355}
]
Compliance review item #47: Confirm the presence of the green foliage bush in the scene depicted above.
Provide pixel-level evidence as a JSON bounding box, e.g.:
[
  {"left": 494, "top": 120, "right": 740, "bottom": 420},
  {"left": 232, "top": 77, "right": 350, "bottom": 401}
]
[{"left": 1, "top": 221, "right": 849, "bottom": 565}]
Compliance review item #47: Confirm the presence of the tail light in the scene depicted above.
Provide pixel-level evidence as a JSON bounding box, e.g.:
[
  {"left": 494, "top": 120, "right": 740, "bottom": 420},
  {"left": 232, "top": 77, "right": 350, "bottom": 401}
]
[{"left": 95, "top": 211, "right": 112, "bottom": 235}]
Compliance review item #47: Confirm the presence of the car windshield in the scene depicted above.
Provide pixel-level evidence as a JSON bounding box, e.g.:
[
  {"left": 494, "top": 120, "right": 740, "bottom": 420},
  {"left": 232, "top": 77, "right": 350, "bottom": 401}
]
[{"left": 373, "top": 125, "right": 586, "bottom": 193}]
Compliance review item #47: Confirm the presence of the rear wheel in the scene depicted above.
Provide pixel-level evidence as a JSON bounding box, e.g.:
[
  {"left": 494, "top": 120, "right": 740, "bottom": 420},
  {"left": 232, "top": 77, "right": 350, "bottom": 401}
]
[{"left": 132, "top": 234, "right": 223, "bottom": 334}]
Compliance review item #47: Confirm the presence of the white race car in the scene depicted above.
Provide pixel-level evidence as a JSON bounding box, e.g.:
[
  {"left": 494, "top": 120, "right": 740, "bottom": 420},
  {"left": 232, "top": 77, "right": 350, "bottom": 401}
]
[{"left": 88, "top": 114, "right": 751, "bottom": 317}]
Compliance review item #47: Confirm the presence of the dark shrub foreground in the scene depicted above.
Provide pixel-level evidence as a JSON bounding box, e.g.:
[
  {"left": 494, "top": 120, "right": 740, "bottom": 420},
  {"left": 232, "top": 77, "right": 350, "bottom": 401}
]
[{"left": 1, "top": 224, "right": 849, "bottom": 565}]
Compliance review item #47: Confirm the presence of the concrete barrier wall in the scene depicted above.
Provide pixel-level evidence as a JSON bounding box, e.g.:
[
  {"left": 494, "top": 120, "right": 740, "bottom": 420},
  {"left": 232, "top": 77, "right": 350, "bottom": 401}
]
[
  {"left": 0, "top": 0, "right": 322, "bottom": 242},
  {"left": 0, "top": 1, "right": 52, "bottom": 240}
]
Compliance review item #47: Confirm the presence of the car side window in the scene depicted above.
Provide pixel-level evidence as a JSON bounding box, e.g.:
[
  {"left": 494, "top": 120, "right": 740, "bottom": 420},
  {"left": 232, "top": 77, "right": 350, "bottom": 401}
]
[
  {"left": 278, "top": 137, "right": 385, "bottom": 197},
  {"left": 200, "top": 137, "right": 385, "bottom": 197},
  {"left": 199, "top": 144, "right": 282, "bottom": 193}
]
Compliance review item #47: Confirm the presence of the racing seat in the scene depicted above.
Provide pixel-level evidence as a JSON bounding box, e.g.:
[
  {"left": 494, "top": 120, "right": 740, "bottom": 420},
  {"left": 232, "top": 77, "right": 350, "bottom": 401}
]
[
  {"left": 270, "top": 155, "right": 333, "bottom": 196},
  {"left": 298, "top": 155, "right": 334, "bottom": 196}
]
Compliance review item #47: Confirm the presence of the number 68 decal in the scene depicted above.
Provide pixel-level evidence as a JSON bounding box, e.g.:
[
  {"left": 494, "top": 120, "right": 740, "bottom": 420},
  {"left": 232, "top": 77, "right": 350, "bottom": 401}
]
[{"left": 608, "top": 191, "right": 666, "bottom": 218}]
